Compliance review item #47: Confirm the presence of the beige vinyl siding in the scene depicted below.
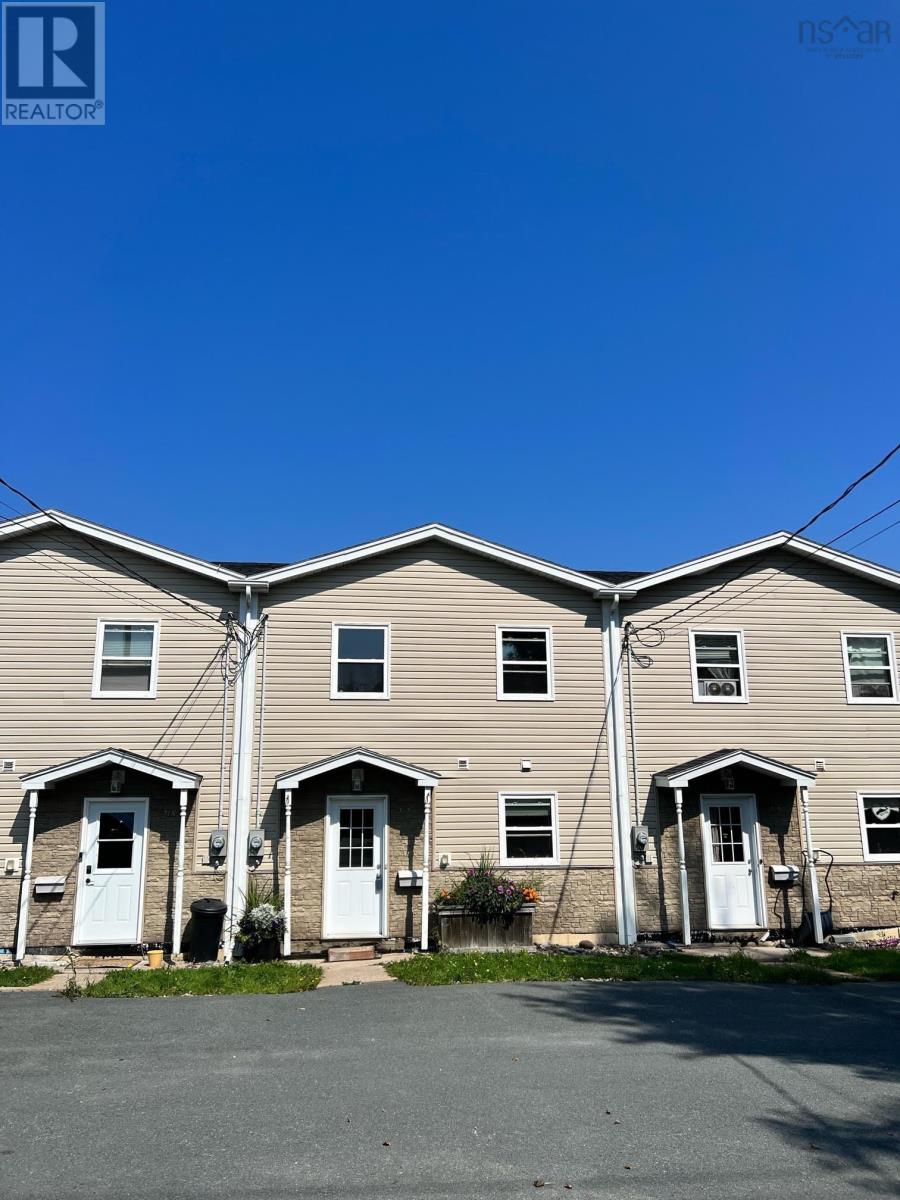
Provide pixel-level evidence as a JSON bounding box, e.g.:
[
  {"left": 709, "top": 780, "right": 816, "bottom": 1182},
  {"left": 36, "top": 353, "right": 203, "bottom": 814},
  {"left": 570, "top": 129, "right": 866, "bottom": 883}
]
[
  {"left": 622, "top": 548, "right": 900, "bottom": 864},
  {"left": 253, "top": 544, "right": 613, "bottom": 869},
  {"left": 0, "top": 529, "right": 232, "bottom": 869}
]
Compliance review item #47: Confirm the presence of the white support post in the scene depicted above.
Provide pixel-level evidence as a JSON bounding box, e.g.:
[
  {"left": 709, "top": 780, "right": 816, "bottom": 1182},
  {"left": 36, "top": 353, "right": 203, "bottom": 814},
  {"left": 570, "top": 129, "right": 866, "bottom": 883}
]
[
  {"left": 171, "top": 789, "right": 188, "bottom": 959},
  {"left": 421, "top": 786, "right": 432, "bottom": 951},
  {"left": 800, "top": 784, "right": 824, "bottom": 944},
  {"left": 674, "top": 787, "right": 691, "bottom": 946},
  {"left": 283, "top": 790, "right": 292, "bottom": 958},
  {"left": 15, "top": 790, "right": 39, "bottom": 962}
]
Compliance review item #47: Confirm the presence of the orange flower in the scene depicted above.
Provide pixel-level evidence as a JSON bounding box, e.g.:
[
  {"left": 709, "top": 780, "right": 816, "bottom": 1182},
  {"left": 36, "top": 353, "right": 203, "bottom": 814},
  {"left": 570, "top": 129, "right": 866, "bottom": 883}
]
[{"left": 522, "top": 887, "right": 540, "bottom": 903}]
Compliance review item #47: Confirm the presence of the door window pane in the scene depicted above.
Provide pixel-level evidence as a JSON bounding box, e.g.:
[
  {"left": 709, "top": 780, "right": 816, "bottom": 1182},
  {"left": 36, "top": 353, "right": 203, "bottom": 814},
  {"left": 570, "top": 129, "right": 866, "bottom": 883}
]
[
  {"left": 708, "top": 805, "right": 745, "bottom": 864},
  {"left": 96, "top": 811, "right": 135, "bottom": 870},
  {"left": 338, "top": 807, "right": 375, "bottom": 868},
  {"left": 97, "top": 840, "right": 134, "bottom": 869}
]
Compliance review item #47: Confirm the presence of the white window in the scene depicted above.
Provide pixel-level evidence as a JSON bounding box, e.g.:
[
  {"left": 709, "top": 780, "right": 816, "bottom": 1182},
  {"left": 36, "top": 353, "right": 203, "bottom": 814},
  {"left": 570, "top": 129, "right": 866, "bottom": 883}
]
[
  {"left": 690, "top": 630, "right": 747, "bottom": 702},
  {"left": 496, "top": 626, "right": 554, "bottom": 700},
  {"left": 331, "top": 624, "right": 390, "bottom": 699},
  {"left": 499, "top": 793, "right": 559, "bottom": 865},
  {"left": 857, "top": 794, "right": 900, "bottom": 861},
  {"left": 92, "top": 621, "right": 159, "bottom": 698},
  {"left": 841, "top": 633, "right": 897, "bottom": 704}
]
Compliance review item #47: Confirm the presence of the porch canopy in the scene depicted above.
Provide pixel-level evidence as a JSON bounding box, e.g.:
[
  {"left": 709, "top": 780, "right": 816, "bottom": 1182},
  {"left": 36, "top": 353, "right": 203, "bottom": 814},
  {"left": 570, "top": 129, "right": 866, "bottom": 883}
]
[
  {"left": 274, "top": 748, "right": 441, "bottom": 953},
  {"left": 652, "top": 748, "right": 820, "bottom": 947},
  {"left": 16, "top": 748, "right": 201, "bottom": 961}
]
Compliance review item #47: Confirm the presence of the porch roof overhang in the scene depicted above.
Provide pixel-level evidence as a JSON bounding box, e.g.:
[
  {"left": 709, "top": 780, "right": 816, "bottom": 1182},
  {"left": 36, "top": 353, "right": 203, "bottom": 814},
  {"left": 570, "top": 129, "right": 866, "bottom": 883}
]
[
  {"left": 20, "top": 748, "right": 202, "bottom": 792},
  {"left": 275, "top": 747, "right": 441, "bottom": 790},
  {"left": 653, "top": 748, "right": 816, "bottom": 791}
]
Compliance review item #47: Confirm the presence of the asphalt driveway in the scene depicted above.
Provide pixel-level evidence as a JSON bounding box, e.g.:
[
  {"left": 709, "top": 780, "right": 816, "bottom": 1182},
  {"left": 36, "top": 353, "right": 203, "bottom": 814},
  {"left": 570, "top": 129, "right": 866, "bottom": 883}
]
[{"left": 2, "top": 979, "right": 899, "bottom": 1199}]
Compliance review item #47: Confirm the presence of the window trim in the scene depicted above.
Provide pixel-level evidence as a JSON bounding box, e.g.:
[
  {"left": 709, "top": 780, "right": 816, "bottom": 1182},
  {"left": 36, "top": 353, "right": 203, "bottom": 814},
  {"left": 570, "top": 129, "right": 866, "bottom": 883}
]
[
  {"left": 857, "top": 791, "right": 900, "bottom": 863},
  {"left": 91, "top": 619, "right": 160, "bottom": 699},
  {"left": 330, "top": 622, "right": 391, "bottom": 700},
  {"left": 495, "top": 625, "right": 555, "bottom": 701},
  {"left": 498, "top": 791, "right": 560, "bottom": 867},
  {"left": 689, "top": 628, "right": 748, "bottom": 704},
  {"left": 841, "top": 631, "right": 898, "bottom": 706}
]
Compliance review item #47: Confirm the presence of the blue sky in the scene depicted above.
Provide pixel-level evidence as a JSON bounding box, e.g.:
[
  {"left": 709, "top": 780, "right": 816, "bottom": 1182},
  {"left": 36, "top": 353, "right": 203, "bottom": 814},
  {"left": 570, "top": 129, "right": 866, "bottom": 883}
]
[{"left": 1, "top": 2, "right": 898, "bottom": 571}]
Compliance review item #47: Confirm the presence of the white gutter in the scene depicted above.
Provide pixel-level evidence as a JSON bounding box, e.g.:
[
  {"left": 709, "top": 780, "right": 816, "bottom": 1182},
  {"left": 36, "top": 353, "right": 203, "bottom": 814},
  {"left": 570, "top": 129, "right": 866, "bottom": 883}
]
[
  {"left": 223, "top": 586, "right": 261, "bottom": 959},
  {"left": 800, "top": 784, "right": 824, "bottom": 944},
  {"left": 603, "top": 597, "right": 637, "bottom": 945},
  {"left": 15, "top": 790, "right": 38, "bottom": 962},
  {"left": 421, "top": 786, "right": 433, "bottom": 950}
]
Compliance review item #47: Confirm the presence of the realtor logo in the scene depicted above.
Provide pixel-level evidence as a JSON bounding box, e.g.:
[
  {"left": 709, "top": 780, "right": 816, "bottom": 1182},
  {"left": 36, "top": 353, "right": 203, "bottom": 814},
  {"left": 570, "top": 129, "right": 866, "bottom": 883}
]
[{"left": 2, "top": 2, "right": 104, "bottom": 125}]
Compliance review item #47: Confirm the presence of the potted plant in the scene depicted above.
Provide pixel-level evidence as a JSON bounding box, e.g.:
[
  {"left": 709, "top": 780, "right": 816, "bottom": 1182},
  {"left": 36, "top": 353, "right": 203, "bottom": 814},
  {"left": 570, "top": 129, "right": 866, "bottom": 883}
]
[
  {"left": 433, "top": 855, "right": 541, "bottom": 950},
  {"left": 236, "top": 878, "right": 285, "bottom": 961}
]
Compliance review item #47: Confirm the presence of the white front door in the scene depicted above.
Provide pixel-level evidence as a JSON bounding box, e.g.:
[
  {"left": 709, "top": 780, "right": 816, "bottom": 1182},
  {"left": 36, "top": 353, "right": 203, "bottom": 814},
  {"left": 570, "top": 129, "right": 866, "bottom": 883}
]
[
  {"left": 75, "top": 799, "right": 148, "bottom": 945},
  {"left": 324, "top": 796, "right": 386, "bottom": 938},
  {"left": 700, "top": 795, "right": 764, "bottom": 929}
]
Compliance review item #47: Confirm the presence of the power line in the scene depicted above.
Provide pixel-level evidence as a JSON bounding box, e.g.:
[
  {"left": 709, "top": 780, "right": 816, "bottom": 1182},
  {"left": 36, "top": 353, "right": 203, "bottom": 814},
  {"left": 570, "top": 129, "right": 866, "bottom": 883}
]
[
  {"left": 0, "top": 499, "right": 215, "bottom": 632},
  {"left": 0, "top": 475, "right": 232, "bottom": 628},
  {"left": 658, "top": 495, "right": 900, "bottom": 635},
  {"left": 630, "top": 441, "right": 900, "bottom": 634}
]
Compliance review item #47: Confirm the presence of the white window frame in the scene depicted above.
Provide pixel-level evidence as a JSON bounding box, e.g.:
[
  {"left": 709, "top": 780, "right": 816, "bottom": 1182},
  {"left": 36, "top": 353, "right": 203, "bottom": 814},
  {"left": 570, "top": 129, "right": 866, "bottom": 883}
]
[
  {"left": 91, "top": 619, "right": 160, "bottom": 700},
  {"left": 689, "top": 628, "right": 748, "bottom": 704},
  {"left": 498, "top": 791, "right": 560, "bottom": 867},
  {"left": 330, "top": 622, "right": 391, "bottom": 700},
  {"left": 495, "top": 625, "right": 555, "bottom": 701},
  {"left": 857, "top": 791, "right": 900, "bottom": 863},
  {"left": 841, "top": 631, "right": 898, "bottom": 706}
]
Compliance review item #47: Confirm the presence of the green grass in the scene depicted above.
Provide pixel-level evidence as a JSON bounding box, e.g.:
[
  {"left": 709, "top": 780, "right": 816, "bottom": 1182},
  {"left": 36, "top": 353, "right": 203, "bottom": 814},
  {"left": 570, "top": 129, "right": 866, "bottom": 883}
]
[
  {"left": 78, "top": 961, "right": 322, "bottom": 998},
  {"left": 385, "top": 950, "right": 838, "bottom": 987},
  {"left": 0, "top": 965, "right": 55, "bottom": 988},
  {"left": 796, "top": 947, "right": 900, "bottom": 981}
]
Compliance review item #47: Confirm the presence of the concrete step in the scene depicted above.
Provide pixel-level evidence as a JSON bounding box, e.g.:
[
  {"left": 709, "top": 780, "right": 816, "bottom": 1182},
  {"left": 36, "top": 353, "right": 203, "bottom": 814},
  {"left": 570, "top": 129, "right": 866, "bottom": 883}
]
[{"left": 327, "top": 945, "right": 377, "bottom": 963}]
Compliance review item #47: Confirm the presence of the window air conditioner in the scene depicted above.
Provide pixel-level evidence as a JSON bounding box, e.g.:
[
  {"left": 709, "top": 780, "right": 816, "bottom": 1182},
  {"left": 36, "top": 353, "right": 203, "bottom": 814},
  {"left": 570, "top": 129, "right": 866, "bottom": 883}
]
[{"left": 700, "top": 679, "right": 738, "bottom": 698}]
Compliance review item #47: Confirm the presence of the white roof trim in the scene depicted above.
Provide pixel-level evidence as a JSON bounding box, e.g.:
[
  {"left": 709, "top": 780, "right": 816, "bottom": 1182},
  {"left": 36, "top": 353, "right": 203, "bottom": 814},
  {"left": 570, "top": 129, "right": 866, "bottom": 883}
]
[
  {"left": 22, "top": 748, "right": 201, "bottom": 791},
  {"left": 628, "top": 531, "right": 900, "bottom": 594},
  {"left": 0, "top": 509, "right": 244, "bottom": 584},
  {"left": 276, "top": 748, "right": 441, "bottom": 790},
  {"left": 654, "top": 749, "right": 816, "bottom": 790},
  {"left": 246, "top": 523, "right": 623, "bottom": 596}
]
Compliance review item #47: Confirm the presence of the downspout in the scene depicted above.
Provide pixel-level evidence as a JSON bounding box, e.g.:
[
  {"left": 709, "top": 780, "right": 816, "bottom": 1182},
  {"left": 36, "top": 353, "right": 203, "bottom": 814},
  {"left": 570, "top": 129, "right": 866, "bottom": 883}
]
[
  {"left": 421, "top": 785, "right": 432, "bottom": 951},
  {"left": 800, "top": 784, "right": 824, "bottom": 944},
  {"left": 171, "top": 789, "right": 188, "bottom": 958},
  {"left": 602, "top": 595, "right": 637, "bottom": 945},
  {"left": 282, "top": 790, "right": 292, "bottom": 958},
  {"left": 15, "top": 789, "right": 39, "bottom": 962},
  {"left": 223, "top": 585, "right": 261, "bottom": 960}
]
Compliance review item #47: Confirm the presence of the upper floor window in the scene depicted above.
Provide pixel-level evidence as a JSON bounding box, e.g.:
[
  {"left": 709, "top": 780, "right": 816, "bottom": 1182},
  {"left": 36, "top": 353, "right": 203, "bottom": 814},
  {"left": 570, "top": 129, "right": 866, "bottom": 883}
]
[
  {"left": 92, "top": 621, "right": 159, "bottom": 698},
  {"left": 842, "top": 633, "right": 897, "bottom": 704},
  {"left": 496, "top": 627, "right": 554, "bottom": 700},
  {"left": 331, "top": 624, "right": 390, "bottom": 699},
  {"left": 499, "top": 793, "right": 559, "bottom": 865},
  {"left": 858, "top": 794, "right": 900, "bottom": 861},
  {"left": 690, "top": 630, "right": 746, "bottom": 702}
]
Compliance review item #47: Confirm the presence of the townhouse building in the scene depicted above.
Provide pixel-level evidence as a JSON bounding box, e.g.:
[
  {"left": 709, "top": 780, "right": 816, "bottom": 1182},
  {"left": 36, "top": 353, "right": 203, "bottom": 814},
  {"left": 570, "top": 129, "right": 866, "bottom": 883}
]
[{"left": 1, "top": 512, "right": 897, "bottom": 959}]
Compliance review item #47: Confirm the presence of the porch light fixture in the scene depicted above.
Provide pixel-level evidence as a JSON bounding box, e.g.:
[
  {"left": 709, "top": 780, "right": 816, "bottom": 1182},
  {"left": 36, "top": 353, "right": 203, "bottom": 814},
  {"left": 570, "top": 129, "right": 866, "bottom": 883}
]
[{"left": 351, "top": 767, "right": 364, "bottom": 792}]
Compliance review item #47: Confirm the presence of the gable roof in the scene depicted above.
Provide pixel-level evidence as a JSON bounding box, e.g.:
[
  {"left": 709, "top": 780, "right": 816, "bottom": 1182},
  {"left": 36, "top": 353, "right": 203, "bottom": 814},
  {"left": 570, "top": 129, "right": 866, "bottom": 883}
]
[
  {"left": 627, "top": 531, "right": 900, "bottom": 594},
  {"left": 21, "top": 747, "right": 202, "bottom": 791},
  {"left": 654, "top": 748, "right": 816, "bottom": 789},
  {"left": 275, "top": 747, "right": 441, "bottom": 789},
  {"left": 0, "top": 509, "right": 244, "bottom": 584},
  {"left": 246, "top": 522, "right": 624, "bottom": 596}
]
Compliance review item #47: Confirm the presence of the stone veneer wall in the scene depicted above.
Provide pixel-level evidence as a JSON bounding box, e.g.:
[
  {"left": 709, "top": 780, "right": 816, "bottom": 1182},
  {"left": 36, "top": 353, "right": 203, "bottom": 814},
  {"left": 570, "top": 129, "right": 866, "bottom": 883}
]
[
  {"left": 634, "top": 766, "right": 900, "bottom": 937},
  {"left": 14, "top": 766, "right": 222, "bottom": 953}
]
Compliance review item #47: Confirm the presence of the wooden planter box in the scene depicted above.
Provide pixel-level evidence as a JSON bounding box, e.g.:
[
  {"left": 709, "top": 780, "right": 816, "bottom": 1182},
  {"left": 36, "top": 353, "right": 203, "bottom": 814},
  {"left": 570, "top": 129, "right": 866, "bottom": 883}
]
[{"left": 435, "top": 904, "right": 535, "bottom": 951}]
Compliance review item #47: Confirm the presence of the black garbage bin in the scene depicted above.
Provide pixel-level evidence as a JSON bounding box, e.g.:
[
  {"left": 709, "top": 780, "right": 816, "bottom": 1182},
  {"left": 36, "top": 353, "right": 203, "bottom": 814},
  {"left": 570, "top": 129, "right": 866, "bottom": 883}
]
[{"left": 189, "top": 898, "right": 227, "bottom": 962}]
